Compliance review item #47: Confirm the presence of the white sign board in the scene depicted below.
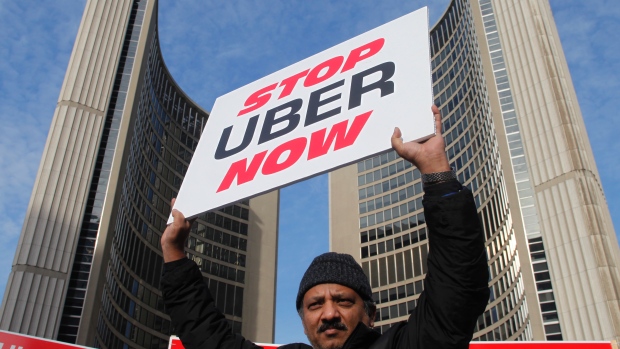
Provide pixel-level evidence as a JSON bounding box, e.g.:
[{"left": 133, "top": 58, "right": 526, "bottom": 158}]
[{"left": 171, "top": 7, "right": 433, "bottom": 222}]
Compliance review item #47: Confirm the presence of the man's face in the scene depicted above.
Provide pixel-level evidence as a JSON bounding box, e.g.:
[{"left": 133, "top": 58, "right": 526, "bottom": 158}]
[{"left": 300, "top": 283, "right": 374, "bottom": 349}]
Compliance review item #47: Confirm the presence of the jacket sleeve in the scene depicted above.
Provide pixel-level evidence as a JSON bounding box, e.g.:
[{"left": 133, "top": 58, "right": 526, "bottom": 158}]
[
  {"left": 160, "top": 258, "right": 261, "bottom": 349},
  {"left": 389, "top": 181, "right": 490, "bottom": 349}
]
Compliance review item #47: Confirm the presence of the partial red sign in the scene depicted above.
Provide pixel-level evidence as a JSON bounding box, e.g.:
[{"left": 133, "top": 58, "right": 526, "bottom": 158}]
[
  {"left": 0, "top": 330, "right": 95, "bottom": 349},
  {"left": 169, "top": 336, "right": 614, "bottom": 349},
  {"left": 469, "top": 342, "right": 613, "bottom": 349}
]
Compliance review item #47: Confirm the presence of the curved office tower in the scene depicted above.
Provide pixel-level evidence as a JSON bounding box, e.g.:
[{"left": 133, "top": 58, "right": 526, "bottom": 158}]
[
  {"left": 330, "top": 0, "right": 620, "bottom": 343},
  {"left": 0, "top": 0, "right": 278, "bottom": 348}
]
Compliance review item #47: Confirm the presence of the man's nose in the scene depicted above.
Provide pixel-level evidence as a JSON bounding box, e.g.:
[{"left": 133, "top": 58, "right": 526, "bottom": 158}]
[{"left": 321, "top": 301, "right": 341, "bottom": 321}]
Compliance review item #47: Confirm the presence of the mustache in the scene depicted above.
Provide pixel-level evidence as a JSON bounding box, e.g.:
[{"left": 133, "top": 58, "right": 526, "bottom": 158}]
[{"left": 318, "top": 321, "right": 348, "bottom": 333}]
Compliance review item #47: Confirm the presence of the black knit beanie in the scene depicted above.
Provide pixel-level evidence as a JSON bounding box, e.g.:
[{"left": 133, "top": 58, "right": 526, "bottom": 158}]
[{"left": 296, "top": 252, "right": 373, "bottom": 311}]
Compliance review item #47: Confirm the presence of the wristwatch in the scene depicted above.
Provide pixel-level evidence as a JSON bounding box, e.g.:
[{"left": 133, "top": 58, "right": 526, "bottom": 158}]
[{"left": 421, "top": 169, "right": 456, "bottom": 185}]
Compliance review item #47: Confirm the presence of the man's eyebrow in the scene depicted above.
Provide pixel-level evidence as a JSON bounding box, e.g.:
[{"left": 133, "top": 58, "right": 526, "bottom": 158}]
[
  {"left": 306, "top": 295, "right": 325, "bottom": 303},
  {"left": 331, "top": 292, "right": 354, "bottom": 301}
]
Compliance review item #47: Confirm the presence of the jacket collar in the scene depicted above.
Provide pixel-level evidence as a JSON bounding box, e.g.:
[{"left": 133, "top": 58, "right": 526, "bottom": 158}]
[{"left": 341, "top": 322, "right": 381, "bottom": 349}]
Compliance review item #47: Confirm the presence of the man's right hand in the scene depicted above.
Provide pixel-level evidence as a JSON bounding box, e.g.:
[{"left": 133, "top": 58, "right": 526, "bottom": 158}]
[
  {"left": 161, "top": 198, "right": 192, "bottom": 263},
  {"left": 391, "top": 105, "right": 451, "bottom": 174}
]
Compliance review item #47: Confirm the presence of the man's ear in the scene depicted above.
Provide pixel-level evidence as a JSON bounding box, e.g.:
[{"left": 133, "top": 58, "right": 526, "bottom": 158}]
[{"left": 368, "top": 305, "right": 377, "bottom": 328}]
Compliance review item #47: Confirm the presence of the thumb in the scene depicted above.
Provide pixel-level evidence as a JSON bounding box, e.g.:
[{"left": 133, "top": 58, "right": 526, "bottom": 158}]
[
  {"left": 391, "top": 127, "right": 403, "bottom": 152},
  {"left": 171, "top": 209, "right": 186, "bottom": 225}
]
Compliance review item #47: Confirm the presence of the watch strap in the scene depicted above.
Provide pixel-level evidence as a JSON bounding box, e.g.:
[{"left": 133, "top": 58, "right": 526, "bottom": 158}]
[{"left": 421, "top": 169, "right": 456, "bottom": 185}]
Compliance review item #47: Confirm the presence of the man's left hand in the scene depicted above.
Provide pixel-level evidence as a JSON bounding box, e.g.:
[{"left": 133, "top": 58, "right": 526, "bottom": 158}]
[{"left": 161, "top": 198, "right": 192, "bottom": 263}]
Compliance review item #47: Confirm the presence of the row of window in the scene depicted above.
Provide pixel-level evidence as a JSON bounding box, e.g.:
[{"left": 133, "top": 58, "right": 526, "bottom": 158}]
[
  {"left": 102, "top": 262, "right": 169, "bottom": 348},
  {"left": 110, "top": 246, "right": 164, "bottom": 321},
  {"left": 361, "top": 218, "right": 427, "bottom": 244},
  {"left": 219, "top": 204, "right": 250, "bottom": 220},
  {"left": 358, "top": 159, "right": 413, "bottom": 186},
  {"left": 189, "top": 252, "right": 246, "bottom": 284},
  {"left": 529, "top": 237, "right": 562, "bottom": 339},
  {"left": 478, "top": 276, "right": 527, "bottom": 340},
  {"left": 488, "top": 231, "right": 514, "bottom": 282},
  {"left": 361, "top": 226, "right": 427, "bottom": 259},
  {"left": 116, "top": 201, "right": 164, "bottom": 287},
  {"left": 489, "top": 255, "right": 519, "bottom": 305},
  {"left": 373, "top": 280, "right": 424, "bottom": 306},
  {"left": 360, "top": 200, "right": 425, "bottom": 229},
  {"left": 434, "top": 51, "right": 474, "bottom": 109},
  {"left": 362, "top": 246, "right": 428, "bottom": 289},
  {"left": 203, "top": 211, "right": 249, "bottom": 236},
  {"left": 434, "top": 32, "right": 471, "bottom": 99},
  {"left": 430, "top": 0, "right": 467, "bottom": 58},
  {"left": 150, "top": 53, "right": 203, "bottom": 139},
  {"left": 96, "top": 313, "right": 166, "bottom": 349},
  {"left": 356, "top": 149, "right": 401, "bottom": 173},
  {"left": 185, "top": 257, "right": 245, "bottom": 319},
  {"left": 188, "top": 237, "right": 247, "bottom": 267},
  {"left": 376, "top": 298, "right": 418, "bottom": 323},
  {"left": 360, "top": 182, "right": 422, "bottom": 215},
  {"left": 358, "top": 168, "right": 417, "bottom": 201},
  {"left": 443, "top": 97, "right": 474, "bottom": 137},
  {"left": 477, "top": 305, "right": 527, "bottom": 341},
  {"left": 194, "top": 223, "right": 248, "bottom": 251}
]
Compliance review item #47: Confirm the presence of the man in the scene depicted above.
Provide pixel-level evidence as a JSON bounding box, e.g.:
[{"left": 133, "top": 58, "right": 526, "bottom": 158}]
[{"left": 160, "top": 106, "right": 490, "bottom": 349}]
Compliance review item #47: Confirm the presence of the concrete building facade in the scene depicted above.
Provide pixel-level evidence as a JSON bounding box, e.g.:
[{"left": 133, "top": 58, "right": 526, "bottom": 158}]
[
  {"left": 331, "top": 0, "right": 620, "bottom": 343},
  {"left": 0, "top": 1, "right": 279, "bottom": 348}
]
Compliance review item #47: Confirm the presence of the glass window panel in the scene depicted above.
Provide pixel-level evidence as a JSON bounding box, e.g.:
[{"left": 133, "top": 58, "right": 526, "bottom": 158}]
[
  {"left": 361, "top": 246, "right": 369, "bottom": 259},
  {"left": 369, "top": 229, "right": 377, "bottom": 241},
  {"left": 361, "top": 231, "right": 368, "bottom": 243},
  {"left": 367, "top": 200, "right": 375, "bottom": 212},
  {"left": 389, "top": 288, "right": 397, "bottom": 301},
  {"left": 380, "top": 290, "right": 388, "bottom": 304},
  {"left": 384, "top": 224, "right": 392, "bottom": 236},
  {"left": 375, "top": 198, "right": 383, "bottom": 209},
  {"left": 406, "top": 283, "right": 414, "bottom": 297}
]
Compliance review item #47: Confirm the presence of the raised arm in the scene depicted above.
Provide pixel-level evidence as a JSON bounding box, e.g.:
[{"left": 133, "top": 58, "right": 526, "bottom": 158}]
[
  {"left": 390, "top": 106, "right": 489, "bottom": 349},
  {"left": 160, "top": 200, "right": 260, "bottom": 349}
]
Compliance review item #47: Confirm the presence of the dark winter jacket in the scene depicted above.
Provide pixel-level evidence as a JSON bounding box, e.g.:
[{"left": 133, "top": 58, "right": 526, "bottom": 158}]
[{"left": 161, "top": 180, "right": 489, "bottom": 349}]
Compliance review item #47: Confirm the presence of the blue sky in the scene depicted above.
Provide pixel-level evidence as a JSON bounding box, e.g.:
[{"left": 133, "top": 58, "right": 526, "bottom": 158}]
[{"left": 0, "top": 0, "right": 618, "bottom": 345}]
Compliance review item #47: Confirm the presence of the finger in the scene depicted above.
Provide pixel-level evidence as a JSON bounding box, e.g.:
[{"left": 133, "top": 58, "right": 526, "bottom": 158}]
[
  {"left": 391, "top": 127, "right": 403, "bottom": 153},
  {"left": 170, "top": 198, "right": 176, "bottom": 207},
  {"left": 171, "top": 209, "right": 186, "bottom": 224},
  {"left": 431, "top": 105, "right": 442, "bottom": 135}
]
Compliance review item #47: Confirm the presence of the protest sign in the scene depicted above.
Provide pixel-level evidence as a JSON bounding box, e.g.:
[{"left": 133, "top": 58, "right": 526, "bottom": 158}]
[{"left": 171, "top": 7, "right": 434, "bottom": 222}]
